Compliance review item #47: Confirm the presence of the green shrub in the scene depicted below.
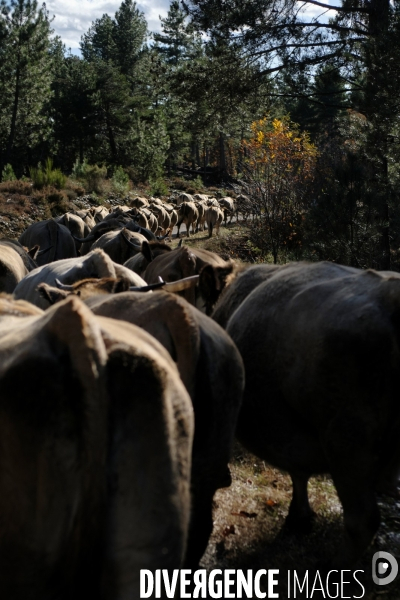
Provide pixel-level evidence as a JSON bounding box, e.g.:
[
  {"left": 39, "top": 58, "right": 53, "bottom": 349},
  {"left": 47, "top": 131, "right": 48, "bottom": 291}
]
[
  {"left": 2, "top": 164, "right": 17, "bottom": 182},
  {"left": 111, "top": 166, "right": 130, "bottom": 195},
  {"left": 192, "top": 175, "right": 204, "bottom": 192},
  {"left": 149, "top": 177, "right": 169, "bottom": 197},
  {"left": 71, "top": 160, "right": 107, "bottom": 194},
  {"left": 84, "top": 164, "right": 107, "bottom": 194},
  {"left": 71, "top": 159, "right": 87, "bottom": 179},
  {"left": 30, "top": 159, "right": 66, "bottom": 190}
]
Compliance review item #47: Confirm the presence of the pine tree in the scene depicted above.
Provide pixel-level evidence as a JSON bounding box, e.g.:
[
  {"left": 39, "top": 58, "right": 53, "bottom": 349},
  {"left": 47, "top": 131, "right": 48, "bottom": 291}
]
[
  {"left": 153, "top": 0, "right": 198, "bottom": 66},
  {"left": 79, "top": 0, "right": 149, "bottom": 166},
  {"left": 113, "top": 0, "right": 147, "bottom": 77},
  {"left": 50, "top": 53, "right": 97, "bottom": 169},
  {"left": 0, "top": 0, "right": 54, "bottom": 176},
  {"left": 80, "top": 14, "right": 116, "bottom": 63}
]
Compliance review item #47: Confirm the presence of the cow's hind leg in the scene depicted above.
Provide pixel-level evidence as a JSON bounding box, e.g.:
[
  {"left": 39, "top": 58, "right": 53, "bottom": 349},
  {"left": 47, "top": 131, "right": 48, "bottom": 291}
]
[
  {"left": 330, "top": 470, "right": 379, "bottom": 567},
  {"left": 324, "top": 413, "right": 380, "bottom": 566},
  {"left": 285, "top": 472, "right": 315, "bottom": 533}
]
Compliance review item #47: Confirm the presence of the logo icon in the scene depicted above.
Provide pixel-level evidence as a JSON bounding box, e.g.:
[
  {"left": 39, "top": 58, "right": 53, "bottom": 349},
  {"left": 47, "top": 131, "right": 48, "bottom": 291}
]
[{"left": 372, "top": 551, "right": 398, "bottom": 585}]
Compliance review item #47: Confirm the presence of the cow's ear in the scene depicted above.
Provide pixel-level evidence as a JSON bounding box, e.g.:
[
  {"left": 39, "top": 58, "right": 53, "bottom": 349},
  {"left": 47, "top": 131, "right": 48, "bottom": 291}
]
[
  {"left": 112, "top": 277, "right": 130, "bottom": 294},
  {"left": 141, "top": 241, "right": 154, "bottom": 263},
  {"left": 27, "top": 245, "right": 40, "bottom": 260},
  {"left": 198, "top": 265, "right": 219, "bottom": 315},
  {"left": 199, "top": 264, "right": 235, "bottom": 315},
  {"left": 37, "top": 283, "right": 69, "bottom": 305}
]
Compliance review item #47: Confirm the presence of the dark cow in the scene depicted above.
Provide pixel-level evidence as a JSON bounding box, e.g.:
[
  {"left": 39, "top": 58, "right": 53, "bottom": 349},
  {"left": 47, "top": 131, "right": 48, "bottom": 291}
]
[
  {"left": 90, "top": 228, "right": 147, "bottom": 264},
  {"left": 211, "top": 260, "right": 400, "bottom": 565},
  {"left": 75, "top": 218, "right": 157, "bottom": 255},
  {"left": 19, "top": 219, "right": 77, "bottom": 265},
  {"left": 123, "top": 240, "right": 173, "bottom": 277}
]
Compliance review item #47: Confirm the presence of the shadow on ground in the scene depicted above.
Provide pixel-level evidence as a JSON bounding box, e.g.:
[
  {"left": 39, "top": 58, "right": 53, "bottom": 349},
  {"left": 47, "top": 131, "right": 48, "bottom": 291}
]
[{"left": 199, "top": 445, "right": 400, "bottom": 599}]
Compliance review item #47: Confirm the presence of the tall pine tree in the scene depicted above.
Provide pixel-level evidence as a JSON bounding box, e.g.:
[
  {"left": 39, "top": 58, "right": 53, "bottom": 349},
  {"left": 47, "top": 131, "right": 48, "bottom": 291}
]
[{"left": 0, "top": 0, "right": 54, "bottom": 176}]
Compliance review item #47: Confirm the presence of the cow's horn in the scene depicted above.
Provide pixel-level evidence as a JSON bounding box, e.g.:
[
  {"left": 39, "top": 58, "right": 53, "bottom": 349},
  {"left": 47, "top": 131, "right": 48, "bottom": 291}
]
[
  {"left": 163, "top": 275, "right": 199, "bottom": 292},
  {"left": 72, "top": 233, "right": 95, "bottom": 243},
  {"left": 129, "top": 279, "right": 166, "bottom": 292},
  {"left": 156, "top": 231, "right": 170, "bottom": 241},
  {"left": 55, "top": 278, "right": 75, "bottom": 291},
  {"left": 35, "top": 244, "right": 53, "bottom": 257},
  {"left": 121, "top": 230, "right": 142, "bottom": 249}
]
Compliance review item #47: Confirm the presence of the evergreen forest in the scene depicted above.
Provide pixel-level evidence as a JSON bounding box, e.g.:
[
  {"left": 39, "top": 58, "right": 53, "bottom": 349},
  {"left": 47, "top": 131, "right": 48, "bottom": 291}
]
[{"left": 1, "top": 0, "right": 400, "bottom": 269}]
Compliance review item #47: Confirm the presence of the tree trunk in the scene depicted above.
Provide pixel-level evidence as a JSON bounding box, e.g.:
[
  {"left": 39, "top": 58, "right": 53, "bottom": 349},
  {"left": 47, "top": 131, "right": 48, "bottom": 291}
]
[
  {"left": 191, "top": 141, "right": 197, "bottom": 169},
  {"left": 364, "top": 0, "right": 391, "bottom": 269},
  {"left": 106, "top": 112, "right": 117, "bottom": 163},
  {"left": 5, "top": 65, "right": 21, "bottom": 167},
  {"left": 219, "top": 131, "right": 226, "bottom": 179},
  {"left": 79, "top": 137, "right": 84, "bottom": 164}
]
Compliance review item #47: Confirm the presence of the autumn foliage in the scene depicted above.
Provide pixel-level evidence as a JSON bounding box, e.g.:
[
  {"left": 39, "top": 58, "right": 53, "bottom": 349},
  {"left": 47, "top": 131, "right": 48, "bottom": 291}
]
[{"left": 240, "top": 116, "right": 318, "bottom": 262}]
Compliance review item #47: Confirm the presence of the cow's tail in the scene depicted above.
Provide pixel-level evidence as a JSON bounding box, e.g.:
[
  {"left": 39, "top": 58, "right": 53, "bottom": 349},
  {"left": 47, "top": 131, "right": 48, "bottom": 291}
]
[{"left": 47, "top": 219, "right": 59, "bottom": 262}]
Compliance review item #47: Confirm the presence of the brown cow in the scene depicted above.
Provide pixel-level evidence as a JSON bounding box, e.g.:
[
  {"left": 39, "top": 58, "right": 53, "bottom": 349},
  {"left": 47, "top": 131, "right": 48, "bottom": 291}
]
[
  {"left": 150, "top": 204, "right": 171, "bottom": 237},
  {"left": 128, "top": 196, "right": 149, "bottom": 209},
  {"left": 194, "top": 201, "right": 207, "bottom": 232},
  {"left": 219, "top": 196, "right": 237, "bottom": 225},
  {"left": 86, "top": 292, "right": 244, "bottom": 569},
  {"left": 143, "top": 245, "right": 234, "bottom": 309},
  {"left": 0, "top": 239, "right": 40, "bottom": 293},
  {"left": 55, "top": 212, "right": 91, "bottom": 252},
  {"left": 205, "top": 205, "right": 224, "bottom": 237},
  {"left": 0, "top": 295, "right": 193, "bottom": 599},
  {"left": 176, "top": 202, "right": 199, "bottom": 238},
  {"left": 176, "top": 192, "right": 194, "bottom": 206},
  {"left": 38, "top": 286, "right": 244, "bottom": 569}
]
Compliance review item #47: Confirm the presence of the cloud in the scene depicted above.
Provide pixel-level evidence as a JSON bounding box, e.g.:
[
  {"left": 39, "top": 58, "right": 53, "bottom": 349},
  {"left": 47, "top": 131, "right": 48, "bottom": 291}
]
[
  {"left": 296, "top": 0, "right": 338, "bottom": 21},
  {"left": 46, "top": 0, "right": 337, "bottom": 52},
  {"left": 46, "top": 0, "right": 171, "bottom": 51}
]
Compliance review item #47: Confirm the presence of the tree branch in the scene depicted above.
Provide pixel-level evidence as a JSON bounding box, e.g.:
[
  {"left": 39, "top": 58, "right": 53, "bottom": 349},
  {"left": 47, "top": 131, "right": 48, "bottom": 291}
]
[{"left": 299, "top": 0, "right": 370, "bottom": 14}]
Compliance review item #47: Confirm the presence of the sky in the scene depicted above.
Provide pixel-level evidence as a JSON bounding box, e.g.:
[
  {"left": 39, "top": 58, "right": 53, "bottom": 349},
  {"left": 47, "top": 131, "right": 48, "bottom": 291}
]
[
  {"left": 46, "top": 0, "right": 171, "bottom": 54},
  {"left": 45, "top": 0, "right": 337, "bottom": 56}
]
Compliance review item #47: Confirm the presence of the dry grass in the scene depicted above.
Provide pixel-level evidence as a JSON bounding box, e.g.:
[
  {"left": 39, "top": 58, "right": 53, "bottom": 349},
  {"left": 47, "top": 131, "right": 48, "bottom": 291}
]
[
  {"left": 198, "top": 444, "right": 400, "bottom": 599},
  {"left": 172, "top": 221, "right": 264, "bottom": 263},
  {"left": 0, "top": 184, "right": 76, "bottom": 239}
]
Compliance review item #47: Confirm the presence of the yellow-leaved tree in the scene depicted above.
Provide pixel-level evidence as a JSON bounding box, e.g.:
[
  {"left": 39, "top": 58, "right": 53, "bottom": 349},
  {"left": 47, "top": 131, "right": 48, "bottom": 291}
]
[{"left": 240, "top": 116, "right": 318, "bottom": 263}]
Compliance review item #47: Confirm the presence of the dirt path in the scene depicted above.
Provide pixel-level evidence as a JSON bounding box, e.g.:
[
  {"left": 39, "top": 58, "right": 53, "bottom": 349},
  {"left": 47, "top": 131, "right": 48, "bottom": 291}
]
[{"left": 200, "top": 445, "right": 400, "bottom": 599}]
